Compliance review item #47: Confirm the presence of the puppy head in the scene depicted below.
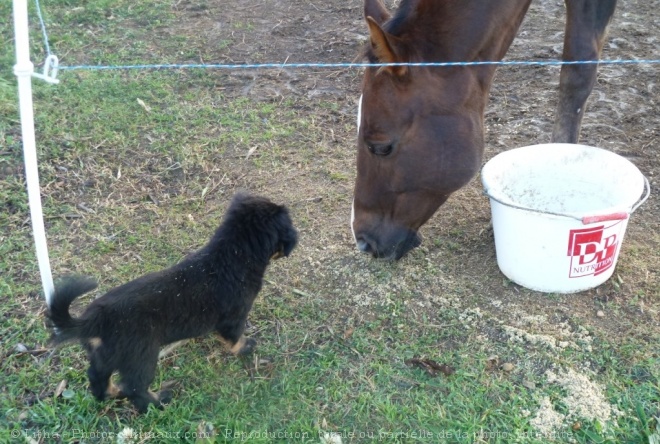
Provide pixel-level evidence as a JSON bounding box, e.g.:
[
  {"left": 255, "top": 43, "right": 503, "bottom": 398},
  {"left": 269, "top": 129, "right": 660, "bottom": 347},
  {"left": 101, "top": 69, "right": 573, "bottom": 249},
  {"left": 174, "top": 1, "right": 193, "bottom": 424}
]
[{"left": 226, "top": 193, "right": 298, "bottom": 260}]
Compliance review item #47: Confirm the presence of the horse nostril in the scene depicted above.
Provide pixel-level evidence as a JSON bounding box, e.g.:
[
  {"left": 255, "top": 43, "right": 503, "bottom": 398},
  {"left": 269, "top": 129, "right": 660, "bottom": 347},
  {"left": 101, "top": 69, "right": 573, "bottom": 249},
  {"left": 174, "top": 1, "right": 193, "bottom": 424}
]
[{"left": 355, "top": 236, "right": 373, "bottom": 253}]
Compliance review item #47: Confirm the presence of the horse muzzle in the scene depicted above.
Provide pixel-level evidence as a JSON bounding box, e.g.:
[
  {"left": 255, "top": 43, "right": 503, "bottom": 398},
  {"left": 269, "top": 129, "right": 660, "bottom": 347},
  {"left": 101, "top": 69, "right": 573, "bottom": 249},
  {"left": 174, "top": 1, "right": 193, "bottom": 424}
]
[{"left": 354, "top": 229, "right": 421, "bottom": 260}]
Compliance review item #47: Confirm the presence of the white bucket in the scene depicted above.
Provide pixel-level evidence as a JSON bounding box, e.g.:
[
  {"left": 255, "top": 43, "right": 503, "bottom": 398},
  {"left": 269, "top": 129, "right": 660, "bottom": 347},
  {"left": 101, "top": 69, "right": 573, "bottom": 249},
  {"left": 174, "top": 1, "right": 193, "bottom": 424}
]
[{"left": 481, "top": 143, "right": 650, "bottom": 293}]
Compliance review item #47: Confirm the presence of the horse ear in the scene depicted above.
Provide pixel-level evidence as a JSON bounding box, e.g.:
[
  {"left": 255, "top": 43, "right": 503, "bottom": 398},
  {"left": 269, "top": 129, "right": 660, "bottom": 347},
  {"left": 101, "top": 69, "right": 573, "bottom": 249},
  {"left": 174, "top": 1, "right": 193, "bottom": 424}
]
[
  {"left": 366, "top": 16, "right": 407, "bottom": 77},
  {"left": 364, "top": 0, "right": 391, "bottom": 25}
]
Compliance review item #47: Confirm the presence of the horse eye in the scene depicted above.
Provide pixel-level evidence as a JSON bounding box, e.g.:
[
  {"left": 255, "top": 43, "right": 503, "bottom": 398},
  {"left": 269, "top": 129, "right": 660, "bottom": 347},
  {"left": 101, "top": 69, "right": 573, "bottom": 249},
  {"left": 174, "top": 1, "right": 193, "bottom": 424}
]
[{"left": 367, "top": 143, "right": 394, "bottom": 156}]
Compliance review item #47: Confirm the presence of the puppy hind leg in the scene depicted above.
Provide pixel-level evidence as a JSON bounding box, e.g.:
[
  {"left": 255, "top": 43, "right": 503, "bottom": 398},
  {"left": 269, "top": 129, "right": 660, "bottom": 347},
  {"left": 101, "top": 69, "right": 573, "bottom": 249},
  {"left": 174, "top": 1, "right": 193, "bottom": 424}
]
[
  {"left": 105, "top": 381, "right": 126, "bottom": 399},
  {"left": 88, "top": 363, "right": 113, "bottom": 401},
  {"left": 86, "top": 344, "right": 115, "bottom": 402},
  {"left": 118, "top": 347, "right": 167, "bottom": 413},
  {"left": 120, "top": 390, "right": 161, "bottom": 414}
]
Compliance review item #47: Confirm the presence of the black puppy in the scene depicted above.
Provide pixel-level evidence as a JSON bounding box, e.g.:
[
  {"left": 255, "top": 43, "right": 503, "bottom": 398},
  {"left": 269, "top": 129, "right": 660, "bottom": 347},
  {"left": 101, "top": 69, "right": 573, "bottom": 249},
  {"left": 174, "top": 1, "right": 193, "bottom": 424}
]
[{"left": 47, "top": 193, "right": 297, "bottom": 413}]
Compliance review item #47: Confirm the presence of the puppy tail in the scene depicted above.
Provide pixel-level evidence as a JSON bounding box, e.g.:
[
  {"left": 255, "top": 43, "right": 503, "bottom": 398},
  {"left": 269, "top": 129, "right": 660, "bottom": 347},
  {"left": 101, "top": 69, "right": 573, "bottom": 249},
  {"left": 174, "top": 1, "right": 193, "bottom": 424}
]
[{"left": 47, "top": 276, "right": 98, "bottom": 345}]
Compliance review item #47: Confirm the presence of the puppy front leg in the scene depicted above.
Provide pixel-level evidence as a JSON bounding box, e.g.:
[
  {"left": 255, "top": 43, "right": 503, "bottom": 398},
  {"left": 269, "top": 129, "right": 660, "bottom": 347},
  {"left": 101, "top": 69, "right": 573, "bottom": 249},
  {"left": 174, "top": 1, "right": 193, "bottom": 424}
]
[
  {"left": 218, "top": 333, "right": 256, "bottom": 356},
  {"left": 230, "top": 334, "right": 257, "bottom": 356},
  {"left": 216, "top": 321, "right": 256, "bottom": 356}
]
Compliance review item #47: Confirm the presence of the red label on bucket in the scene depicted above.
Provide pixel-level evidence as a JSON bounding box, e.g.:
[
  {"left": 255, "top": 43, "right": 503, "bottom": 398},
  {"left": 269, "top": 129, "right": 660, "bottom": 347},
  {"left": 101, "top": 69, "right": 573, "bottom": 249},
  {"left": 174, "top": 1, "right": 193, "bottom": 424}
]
[{"left": 567, "top": 221, "right": 624, "bottom": 278}]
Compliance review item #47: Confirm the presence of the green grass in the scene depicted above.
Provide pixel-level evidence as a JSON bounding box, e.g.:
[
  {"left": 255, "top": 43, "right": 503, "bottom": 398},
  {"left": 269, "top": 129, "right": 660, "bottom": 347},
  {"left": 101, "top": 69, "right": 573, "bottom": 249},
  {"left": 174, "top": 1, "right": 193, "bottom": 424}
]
[{"left": 1, "top": 0, "right": 659, "bottom": 443}]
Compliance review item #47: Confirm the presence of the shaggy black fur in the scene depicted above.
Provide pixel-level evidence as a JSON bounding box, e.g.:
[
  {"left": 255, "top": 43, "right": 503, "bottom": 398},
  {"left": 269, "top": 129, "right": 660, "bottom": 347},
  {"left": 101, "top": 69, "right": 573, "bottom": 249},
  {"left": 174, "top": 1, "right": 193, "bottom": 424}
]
[{"left": 47, "top": 193, "right": 297, "bottom": 413}]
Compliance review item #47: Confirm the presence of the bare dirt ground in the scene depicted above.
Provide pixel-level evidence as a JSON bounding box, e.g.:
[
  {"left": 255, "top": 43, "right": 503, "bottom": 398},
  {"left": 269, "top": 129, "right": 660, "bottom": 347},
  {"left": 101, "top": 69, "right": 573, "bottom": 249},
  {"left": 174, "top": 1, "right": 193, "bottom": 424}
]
[{"left": 164, "top": 0, "right": 660, "bottom": 343}]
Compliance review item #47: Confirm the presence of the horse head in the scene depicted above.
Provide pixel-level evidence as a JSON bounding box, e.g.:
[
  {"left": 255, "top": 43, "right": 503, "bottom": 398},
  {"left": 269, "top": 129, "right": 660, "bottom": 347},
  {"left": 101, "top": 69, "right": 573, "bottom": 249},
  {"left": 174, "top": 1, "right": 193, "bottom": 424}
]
[{"left": 351, "top": 0, "right": 510, "bottom": 259}]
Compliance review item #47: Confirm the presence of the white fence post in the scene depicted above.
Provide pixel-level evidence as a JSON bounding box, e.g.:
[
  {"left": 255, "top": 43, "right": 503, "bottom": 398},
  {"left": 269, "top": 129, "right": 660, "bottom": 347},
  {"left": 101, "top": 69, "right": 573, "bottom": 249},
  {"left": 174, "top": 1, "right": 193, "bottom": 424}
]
[{"left": 13, "top": 0, "right": 55, "bottom": 304}]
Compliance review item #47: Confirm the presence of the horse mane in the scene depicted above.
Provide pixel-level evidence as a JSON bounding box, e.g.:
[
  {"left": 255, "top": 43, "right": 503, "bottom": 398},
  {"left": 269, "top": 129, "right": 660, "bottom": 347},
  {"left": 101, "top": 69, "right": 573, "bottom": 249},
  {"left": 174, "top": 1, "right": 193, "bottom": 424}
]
[
  {"left": 361, "top": 0, "right": 432, "bottom": 63},
  {"left": 384, "top": 0, "right": 418, "bottom": 36}
]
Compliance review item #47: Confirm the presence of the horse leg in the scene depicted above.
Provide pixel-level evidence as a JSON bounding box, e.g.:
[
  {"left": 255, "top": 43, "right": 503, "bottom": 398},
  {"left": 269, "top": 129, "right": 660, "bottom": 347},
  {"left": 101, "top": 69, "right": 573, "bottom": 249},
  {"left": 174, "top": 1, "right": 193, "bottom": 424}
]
[{"left": 551, "top": 0, "right": 617, "bottom": 143}]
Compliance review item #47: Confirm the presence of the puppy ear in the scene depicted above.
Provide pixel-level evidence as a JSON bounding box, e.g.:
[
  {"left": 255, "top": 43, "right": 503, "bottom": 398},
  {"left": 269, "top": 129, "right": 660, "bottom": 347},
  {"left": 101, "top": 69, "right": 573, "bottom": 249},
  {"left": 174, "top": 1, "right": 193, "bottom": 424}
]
[
  {"left": 281, "top": 227, "right": 298, "bottom": 257},
  {"left": 229, "top": 191, "right": 250, "bottom": 207},
  {"left": 277, "top": 208, "right": 298, "bottom": 258}
]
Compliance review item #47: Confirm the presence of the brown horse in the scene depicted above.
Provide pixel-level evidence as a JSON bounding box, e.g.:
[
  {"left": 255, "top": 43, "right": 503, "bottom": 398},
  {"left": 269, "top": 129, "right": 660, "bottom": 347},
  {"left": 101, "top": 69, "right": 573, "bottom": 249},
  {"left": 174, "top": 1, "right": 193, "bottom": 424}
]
[{"left": 352, "top": 0, "right": 617, "bottom": 259}]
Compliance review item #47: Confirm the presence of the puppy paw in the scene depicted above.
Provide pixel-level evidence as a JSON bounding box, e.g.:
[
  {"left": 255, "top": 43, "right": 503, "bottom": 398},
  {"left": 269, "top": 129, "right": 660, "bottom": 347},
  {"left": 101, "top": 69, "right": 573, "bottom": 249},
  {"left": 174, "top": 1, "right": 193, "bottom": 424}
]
[
  {"left": 236, "top": 337, "right": 257, "bottom": 356},
  {"left": 158, "top": 389, "right": 173, "bottom": 405}
]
